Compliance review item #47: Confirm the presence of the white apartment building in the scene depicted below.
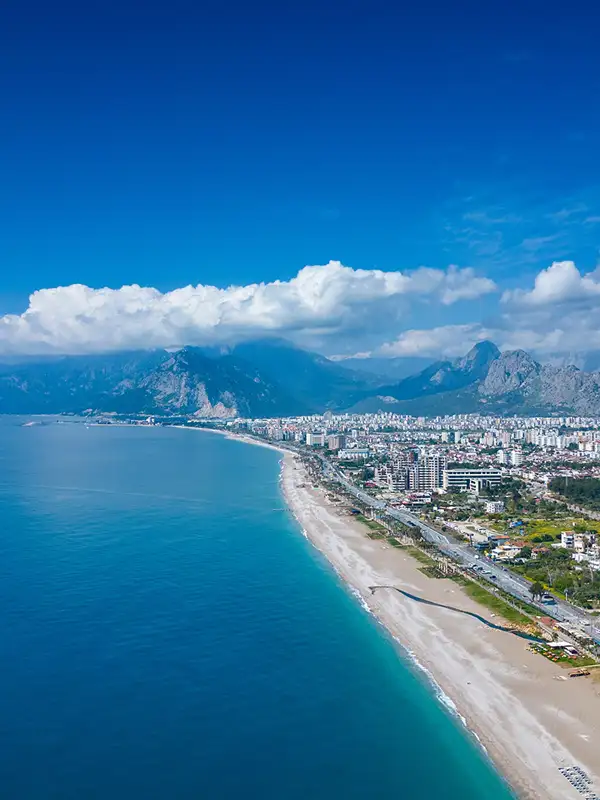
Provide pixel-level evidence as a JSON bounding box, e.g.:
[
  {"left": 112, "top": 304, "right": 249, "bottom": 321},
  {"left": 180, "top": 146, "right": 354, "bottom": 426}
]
[
  {"left": 337, "top": 448, "right": 369, "bottom": 461},
  {"left": 560, "top": 531, "right": 575, "bottom": 548},
  {"left": 415, "top": 453, "right": 446, "bottom": 490},
  {"left": 443, "top": 467, "right": 502, "bottom": 491},
  {"left": 510, "top": 450, "right": 524, "bottom": 466}
]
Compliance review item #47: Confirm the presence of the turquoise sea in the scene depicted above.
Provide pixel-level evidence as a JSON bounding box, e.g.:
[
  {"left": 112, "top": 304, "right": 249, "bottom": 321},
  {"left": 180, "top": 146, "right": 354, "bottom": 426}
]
[{"left": 0, "top": 419, "right": 515, "bottom": 799}]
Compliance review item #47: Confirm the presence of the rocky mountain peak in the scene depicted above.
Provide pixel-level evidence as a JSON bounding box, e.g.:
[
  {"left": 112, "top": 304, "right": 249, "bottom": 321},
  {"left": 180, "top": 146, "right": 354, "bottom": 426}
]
[
  {"left": 479, "top": 349, "right": 539, "bottom": 397},
  {"left": 455, "top": 340, "right": 501, "bottom": 374},
  {"left": 464, "top": 340, "right": 501, "bottom": 362}
]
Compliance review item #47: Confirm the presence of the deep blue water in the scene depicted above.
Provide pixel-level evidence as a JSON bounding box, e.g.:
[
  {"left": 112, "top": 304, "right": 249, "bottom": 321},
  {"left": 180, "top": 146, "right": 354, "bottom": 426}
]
[{"left": 0, "top": 420, "right": 514, "bottom": 799}]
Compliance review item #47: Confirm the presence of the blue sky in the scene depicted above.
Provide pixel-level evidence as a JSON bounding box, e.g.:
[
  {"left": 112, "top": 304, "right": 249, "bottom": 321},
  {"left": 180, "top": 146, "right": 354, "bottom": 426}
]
[{"left": 1, "top": 0, "right": 600, "bottom": 360}]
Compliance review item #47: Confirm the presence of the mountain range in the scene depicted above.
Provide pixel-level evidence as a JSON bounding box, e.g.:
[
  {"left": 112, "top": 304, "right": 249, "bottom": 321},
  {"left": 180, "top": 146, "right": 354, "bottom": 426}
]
[
  {"left": 350, "top": 341, "right": 600, "bottom": 416},
  {"left": 2, "top": 339, "right": 600, "bottom": 418}
]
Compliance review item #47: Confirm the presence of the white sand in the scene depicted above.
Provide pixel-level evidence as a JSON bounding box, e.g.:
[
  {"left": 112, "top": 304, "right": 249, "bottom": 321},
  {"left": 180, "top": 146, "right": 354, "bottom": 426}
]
[
  {"left": 174, "top": 424, "right": 286, "bottom": 454},
  {"left": 281, "top": 453, "right": 600, "bottom": 800}
]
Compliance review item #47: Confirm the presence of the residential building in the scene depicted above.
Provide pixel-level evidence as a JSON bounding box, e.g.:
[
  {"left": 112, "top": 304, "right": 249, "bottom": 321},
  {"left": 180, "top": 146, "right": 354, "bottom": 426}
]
[
  {"left": 337, "top": 448, "right": 369, "bottom": 461},
  {"left": 416, "top": 453, "right": 446, "bottom": 490},
  {"left": 510, "top": 449, "right": 524, "bottom": 467},
  {"left": 560, "top": 531, "right": 575, "bottom": 548},
  {"left": 327, "top": 434, "right": 346, "bottom": 451},
  {"left": 485, "top": 500, "right": 505, "bottom": 514}
]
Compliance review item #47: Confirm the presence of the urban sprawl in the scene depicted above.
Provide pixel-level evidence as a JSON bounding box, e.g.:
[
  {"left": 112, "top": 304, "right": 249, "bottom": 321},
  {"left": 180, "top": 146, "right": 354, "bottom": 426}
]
[
  {"left": 221, "top": 413, "right": 600, "bottom": 610},
  {"left": 119, "top": 409, "right": 600, "bottom": 649}
]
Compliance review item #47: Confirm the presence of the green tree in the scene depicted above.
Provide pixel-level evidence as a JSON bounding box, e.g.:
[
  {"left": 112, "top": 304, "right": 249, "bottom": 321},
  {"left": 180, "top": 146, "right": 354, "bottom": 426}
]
[{"left": 529, "top": 581, "right": 544, "bottom": 601}]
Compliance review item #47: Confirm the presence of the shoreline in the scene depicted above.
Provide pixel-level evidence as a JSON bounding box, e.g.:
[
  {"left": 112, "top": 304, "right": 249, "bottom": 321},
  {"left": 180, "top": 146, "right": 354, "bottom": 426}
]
[
  {"left": 278, "top": 451, "right": 600, "bottom": 800},
  {"left": 170, "top": 424, "right": 287, "bottom": 455},
  {"left": 155, "top": 425, "right": 600, "bottom": 799}
]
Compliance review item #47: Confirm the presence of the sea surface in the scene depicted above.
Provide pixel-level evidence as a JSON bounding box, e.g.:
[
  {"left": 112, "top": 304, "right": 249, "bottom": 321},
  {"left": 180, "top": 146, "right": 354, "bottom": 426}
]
[{"left": 0, "top": 419, "right": 515, "bottom": 799}]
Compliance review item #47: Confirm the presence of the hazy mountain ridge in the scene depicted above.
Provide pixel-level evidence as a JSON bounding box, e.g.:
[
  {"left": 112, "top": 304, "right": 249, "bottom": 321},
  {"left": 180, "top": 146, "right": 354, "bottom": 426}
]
[
  {"left": 0, "top": 342, "right": 368, "bottom": 417},
  {"left": 330, "top": 355, "right": 434, "bottom": 381},
  {"left": 2, "top": 339, "right": 600, "bottom": 417},
  {"left": 353, "top": 341, "right": 600, "bottom": 415}
]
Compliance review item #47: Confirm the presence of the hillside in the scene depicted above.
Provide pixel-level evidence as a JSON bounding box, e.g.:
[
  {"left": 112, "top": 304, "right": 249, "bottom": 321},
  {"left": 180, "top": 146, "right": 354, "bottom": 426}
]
[
  {"left": 3, "top": 339, "right": 600, "bottom": 417},
  {"left": 0, "top": 341, "right": 370, "bottom": 418},
  {"left": 351, "top": 341, "right": 600, "bottom": 416}
]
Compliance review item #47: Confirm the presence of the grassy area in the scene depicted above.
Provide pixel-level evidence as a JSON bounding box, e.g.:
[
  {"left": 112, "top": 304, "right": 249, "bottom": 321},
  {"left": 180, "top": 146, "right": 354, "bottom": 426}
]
[
  {"left": 450, "top": 575, "right": 533, "bottom": 626},
  {"left": 419, "top": 565, "right": 446, "bottom": 578},
  {"left": 524, "top": 519, "right": 563, "bottom": 539},
  {"left": 356, "top": 514, "right": 388, "bottom": 536},
  {"left": 528, "top": 642, "right": 597, "bottom": 668},
  {"left": 494, "top": 585, "right": 542, "bottom": 618},
  {"left": 404, "top": 546, "right": 437, "bottom": 568},
  {"left": 355, "top": 514, "right": 390, "bottom": 539},
  {"left": 475, "top": 516, "right": 600, "bottom": 543}
]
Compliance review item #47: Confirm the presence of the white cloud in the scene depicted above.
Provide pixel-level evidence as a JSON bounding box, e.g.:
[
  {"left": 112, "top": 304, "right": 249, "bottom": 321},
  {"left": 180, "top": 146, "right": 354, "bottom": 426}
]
[
  {"left": 376, "top": 324, "right": 495, "bottom": 358},
  {"left": 503, "top": 260, "right": 600, "bottom": 306},
  {"left": 338, "top": 260, "right": 600, "bottom": 365},
  {"left": 0, "top": 261, "right": 496, "bottom": 356}
]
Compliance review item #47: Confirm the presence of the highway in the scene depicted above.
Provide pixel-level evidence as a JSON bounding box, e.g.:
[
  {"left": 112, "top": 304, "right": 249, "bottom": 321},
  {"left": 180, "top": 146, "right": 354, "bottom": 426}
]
[{"left": 318, "top": 456, "right": 600, "bottom": 645}]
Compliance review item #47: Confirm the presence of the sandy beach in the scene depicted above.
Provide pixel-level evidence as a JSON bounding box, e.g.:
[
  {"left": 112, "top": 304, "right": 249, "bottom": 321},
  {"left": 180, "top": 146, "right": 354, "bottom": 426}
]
[
  {"left": 174, "top": 424, "right": 287, "bottom": 454},
  {"left": 280, "top": 452, "right": 600, "bottom": 800}
]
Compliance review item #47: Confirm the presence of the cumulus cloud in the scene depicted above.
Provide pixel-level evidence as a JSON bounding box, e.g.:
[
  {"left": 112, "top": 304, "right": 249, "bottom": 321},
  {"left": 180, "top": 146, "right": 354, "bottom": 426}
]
[
  {"left": 503, "top": 260, "right": 600, "bottom": 306},
  {"left": 368, "top": 320, "right": 600, "bottom": 363},
  {"left": 0, "top": 261, "right": 496, "bottom": 356},
  {"left": 371, "top": 261, "right": 600, "bottom": 363},
  {"left": 376, "top": 324, "right": 495, "bottom": 358}
]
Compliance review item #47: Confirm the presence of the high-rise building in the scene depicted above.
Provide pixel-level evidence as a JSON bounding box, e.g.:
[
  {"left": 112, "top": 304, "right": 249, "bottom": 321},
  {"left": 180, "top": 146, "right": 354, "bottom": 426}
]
[
  {"left": 306, "top": 432, "right": 326, "bottom": 446},
  {"left": 499, "top": 431, "right": 512, "bottom": 448},
  {"left": 416, "top": 453, "right": 446, "bottom": 490},
  {"left": 510, "top": 449, "right": 524, "bottom": 466},
  {"left": 327, "top": 434, "right": 346, "bottom": 451}
]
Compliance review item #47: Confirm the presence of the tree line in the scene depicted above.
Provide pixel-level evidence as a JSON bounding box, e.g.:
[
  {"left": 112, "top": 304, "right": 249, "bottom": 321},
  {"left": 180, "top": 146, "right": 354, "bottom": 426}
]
[{"left": 549, "top": 476, "right": 600, "bottom": 510}]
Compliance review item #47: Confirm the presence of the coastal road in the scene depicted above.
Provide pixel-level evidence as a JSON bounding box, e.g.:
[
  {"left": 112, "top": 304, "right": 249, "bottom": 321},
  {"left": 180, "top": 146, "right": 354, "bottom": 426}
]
[{"left": 318, "top": 457, "right": 600, "bottom": 645}]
